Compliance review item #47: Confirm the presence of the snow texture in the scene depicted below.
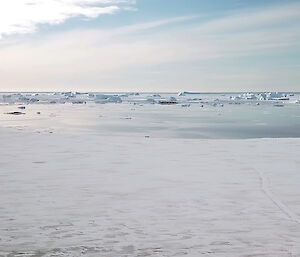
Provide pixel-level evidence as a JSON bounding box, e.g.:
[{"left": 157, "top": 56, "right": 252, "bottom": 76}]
[{"left": 1, "top": 129, "right": 300, "bottom": 256}]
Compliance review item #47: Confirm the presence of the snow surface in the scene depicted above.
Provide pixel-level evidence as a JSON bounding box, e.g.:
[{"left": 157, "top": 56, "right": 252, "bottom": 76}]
[{"left": 1, "top": 128, "right": 300, "bottom": 256}]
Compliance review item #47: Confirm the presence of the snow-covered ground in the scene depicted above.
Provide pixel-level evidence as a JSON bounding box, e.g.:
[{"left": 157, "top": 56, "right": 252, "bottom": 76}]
[
  {"left": 1, "top": 127, "right": 300, "bottom": 256},
  {"left": 0, "top": 97, "right": 300, "bottom": 256}
]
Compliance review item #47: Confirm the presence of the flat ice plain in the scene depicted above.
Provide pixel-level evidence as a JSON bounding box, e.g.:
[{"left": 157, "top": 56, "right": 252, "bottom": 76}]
[{"left": 1, "top": 92, "right": 300, "bottom": 256}]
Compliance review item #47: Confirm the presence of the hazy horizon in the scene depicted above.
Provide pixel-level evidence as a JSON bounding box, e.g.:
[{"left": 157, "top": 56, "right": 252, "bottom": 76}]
[{"left": 1, "top": 91, "right": 300, "bottom": 94}]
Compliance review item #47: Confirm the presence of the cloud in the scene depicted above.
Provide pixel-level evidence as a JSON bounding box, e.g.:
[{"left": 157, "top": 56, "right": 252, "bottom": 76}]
[
  {"left": 195, "top": 2, "right": 300, "bottom": 33},
  {"left": 0, "top": 1, "right": 300, "bottom": 91},
  {"left": 113, "top": 15, "right": 201, "bottom": 34},
  {"left": 0, "top": 0, "right": 135, "bottom": 38}
]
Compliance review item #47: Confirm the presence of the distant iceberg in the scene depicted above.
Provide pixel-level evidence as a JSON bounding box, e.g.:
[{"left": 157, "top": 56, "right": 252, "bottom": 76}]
[
  {"left": 234, "top": 92, "right": 290, "bottom": 101},
  {"left": 158, "top": 97, "right": 178, "bottom": 105},
  {"left": 95, "top": 94, "right": 122, "bottom": 104},
  {"left": 178, "top": 91, "right": 201, "bottom": 96}
]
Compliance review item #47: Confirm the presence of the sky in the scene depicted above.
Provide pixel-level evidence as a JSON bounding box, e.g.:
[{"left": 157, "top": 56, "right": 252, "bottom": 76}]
[{"left": 0, "top": 0, "right": 300, "bottom": 92}]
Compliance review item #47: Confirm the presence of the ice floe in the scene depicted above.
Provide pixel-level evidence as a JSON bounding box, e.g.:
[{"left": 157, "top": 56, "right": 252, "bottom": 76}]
[{"left": 0, "top": 92, "right": 299, "bottom": 109}]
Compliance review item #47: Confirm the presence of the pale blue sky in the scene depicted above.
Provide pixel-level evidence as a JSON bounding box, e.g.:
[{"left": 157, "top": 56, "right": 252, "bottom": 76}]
[{"left": 0, "top": 0, "right": 299, "bottom": 92}]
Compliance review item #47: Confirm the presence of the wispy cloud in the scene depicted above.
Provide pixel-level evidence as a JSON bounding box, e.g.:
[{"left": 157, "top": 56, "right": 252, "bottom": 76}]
[
  {"left": 114, "top": 15, "right": 200, "bottom": 34},
  {"left": 196, "top": 2, "right": 300, "bottom": 33},
  {"left": 0, "top": 0, "right": 135, "bottom": 38},
  {"left": 0, "top": 1, "right": 300, "bottom": 91}
]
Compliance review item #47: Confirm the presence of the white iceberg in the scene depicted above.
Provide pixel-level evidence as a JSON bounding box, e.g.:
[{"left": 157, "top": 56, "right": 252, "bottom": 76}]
[{"left": 95, "top": 94, "right": 122, "bottom": 104}]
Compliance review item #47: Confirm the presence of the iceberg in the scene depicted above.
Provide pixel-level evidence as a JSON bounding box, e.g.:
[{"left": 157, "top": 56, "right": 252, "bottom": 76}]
[
  {"left": 158, "top": 97, "right": 178, "bottom": 105},
  {"left": 95, "top": 94, "right": 122, "bottom": 103},
  {"left": 259, "top": 92, "right": 289, "bottom": 101},
  {"left": 178, "top": 91, "right": 201, "bottom": 96}
]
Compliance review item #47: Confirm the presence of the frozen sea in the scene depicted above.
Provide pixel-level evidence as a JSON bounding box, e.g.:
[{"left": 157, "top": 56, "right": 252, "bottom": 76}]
[
  {"left": 1, "top": 92, "right": 300, "bottom": 138},
  {"left": 0, "top": 92, "right": 300, "bottom": 257}
]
